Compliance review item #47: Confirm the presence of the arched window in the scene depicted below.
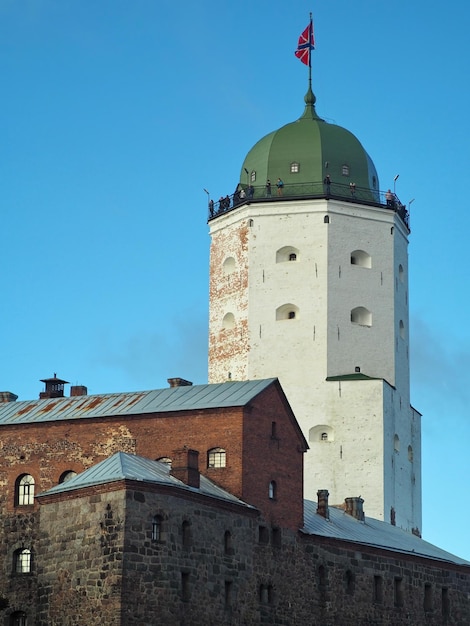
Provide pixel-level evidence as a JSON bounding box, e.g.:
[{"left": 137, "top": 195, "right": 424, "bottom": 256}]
[
  {"left": 276, "top": 303, "right": 299, "bottom": 321},
  {"left": 398, "top": 264, "right": 404, "bottom": 282},
  {"left": 222, "top": 312, "right": 235, "bottom": 330},
  {"left": 10, "top": 612, "right": 27, "bottom": 626},
  {"left": 59, "top": 470, "right": 77, "bottom": 484},
  {"left": 224, "top": 530, "right": 233, "bottom": 555},
  {"left": 350, "top": 250, "right": 372, "bottom": 268},
  {"left": 309, "top": 425, "right": 334, "bottom": 442},
  {"left": 15, "top": 475, "right": 35, "bottom": 506},
  {"left": 268, "top": 480, "right": 277, "bottom": 500},
  {"left": 152, "top": 515, "right": 163, "bottom": 541},
  {"left": 250, "top": 170, "right": 256, "bottom": 183},
  {"left": 394, "top": 434, "right": 400, "bottom": 452},
  {"left": 276, "top": 246, "right": 299, "bottom": 263},
  {"left": 207, "top": 447, "right": 226, "bottom": 468},
  {"left": 14, "top": 549, "right": 32, "bottom": 574},
  {"left": 223, "top": 256, "right": 236, "bottom": 275},
  {"left": 342, "top": 164, "right": 350, "bottom": 176},
  {"left": 324, "top": 215, "right": 330, "bottom": 223},
  {"left": 408, "top": 445, "right": 414, "bottom": 462},
  {"left": 351, "top": 307, "right": 372, "bottom": 327},
  {"left": 399, "top": 320, "right": 405, "bottom": 339}
]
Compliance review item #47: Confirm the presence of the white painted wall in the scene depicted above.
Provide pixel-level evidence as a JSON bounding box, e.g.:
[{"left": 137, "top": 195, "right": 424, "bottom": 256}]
[{"left": 208, "top": 197, "right": 421, "bottom": 532}]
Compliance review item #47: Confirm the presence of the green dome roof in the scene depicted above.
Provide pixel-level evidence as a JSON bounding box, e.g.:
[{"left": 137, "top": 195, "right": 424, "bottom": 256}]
[{"left": 239, "top": 87, "right": 379, "bottom": 196}]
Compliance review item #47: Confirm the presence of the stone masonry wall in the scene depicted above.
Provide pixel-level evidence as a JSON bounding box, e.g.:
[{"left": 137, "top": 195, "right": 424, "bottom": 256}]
[{"left": 2, "top": 480, "right": 469, "bottom": 625}]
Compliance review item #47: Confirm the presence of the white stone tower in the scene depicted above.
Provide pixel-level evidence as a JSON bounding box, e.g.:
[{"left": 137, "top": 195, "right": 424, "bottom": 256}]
[{"left": 208, "top": 86, "right": 421, "bottom": 534}]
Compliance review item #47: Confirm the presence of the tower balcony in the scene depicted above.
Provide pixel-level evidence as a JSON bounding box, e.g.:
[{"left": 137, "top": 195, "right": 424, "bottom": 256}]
[{"left": 208, "top": 181, "right": 410, "bottom": 230}]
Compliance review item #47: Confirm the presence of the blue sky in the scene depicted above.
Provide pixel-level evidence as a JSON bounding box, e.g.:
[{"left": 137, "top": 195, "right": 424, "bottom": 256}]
[{"left": 1, "top": 1, "right": 469, "bottom": 560}]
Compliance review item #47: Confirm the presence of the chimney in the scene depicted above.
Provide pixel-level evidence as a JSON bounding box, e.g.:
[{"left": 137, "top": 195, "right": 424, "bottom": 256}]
[
  {"left": 170, "top": 448, "right": 200, "bottom": 488},
  {"left": 39, "top": 374, "right": 69, "bottom": 399},
  {"left": 167, "top": 377, "right": 193, "bottom": 388},
  {"left": 0, "top": 392, "right": 18, "bottom": 403},
  {"left": 70, "top": 385, "right": 88, "bottom": 397},
  {"left": 316, "top": 489, "right": 330, "bottom": 519},
  {"left": 345, "top": 496, "right": 365, "bottom": 521}
]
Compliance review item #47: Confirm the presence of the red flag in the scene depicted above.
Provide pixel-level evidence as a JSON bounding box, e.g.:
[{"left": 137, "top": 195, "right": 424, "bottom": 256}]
[{"left": 295, "top": 19, "right": 315, "bottom": 66}]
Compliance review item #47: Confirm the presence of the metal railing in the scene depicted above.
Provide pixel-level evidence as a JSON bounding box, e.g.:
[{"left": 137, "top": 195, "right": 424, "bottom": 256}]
[{"left": 207, "top": 181, "right": 410, "bottom": 229}]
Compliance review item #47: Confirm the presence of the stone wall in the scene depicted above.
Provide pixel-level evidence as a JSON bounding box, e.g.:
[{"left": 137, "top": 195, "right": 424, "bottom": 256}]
[{"left": 1, "top": 480, "right": 469, "bottom": 625}]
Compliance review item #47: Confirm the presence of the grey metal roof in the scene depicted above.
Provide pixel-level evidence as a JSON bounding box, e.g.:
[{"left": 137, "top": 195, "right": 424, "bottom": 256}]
[
  {"left": 38, "top": 451, "right": 254, "bottom": 508},
  {"left": 303, "top": 499, "right": 470, "bottom": 567},
  {"left": 0, "top": 379, "right": 277, "bottom": 425}
]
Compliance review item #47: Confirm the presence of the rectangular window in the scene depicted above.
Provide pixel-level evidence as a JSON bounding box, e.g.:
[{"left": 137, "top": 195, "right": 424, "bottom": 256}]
[
  {"left": 442, "top": 587, "right": 450, "bottom": 617},
  {"left": 225, "top": 581, "right": 232, "bottom": 608},
  {"left": 424, "top": 583, "right": 433, "bottom": 612},
  {"left": 394, "top": 577, "right": 404, "bottom": 607},
  {"left": 181, "top": 572, "right": 190, "bottom": 602},
  {"left": 373, "top": 575, "right": 383, "bottom": 603},
  {"left": 258, "top": 526, "right": 269, "bottom": 544}
]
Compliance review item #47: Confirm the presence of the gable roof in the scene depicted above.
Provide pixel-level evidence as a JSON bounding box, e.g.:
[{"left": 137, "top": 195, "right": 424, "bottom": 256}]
[
  {"left": 38, "top": 451, "right": 255, "bottom": 509},
  {"left": 303, "top": 499, "right": 470, "bottom": 567},
  {"left": 0, "top": 379, "right": 278, "bottom": 425}
]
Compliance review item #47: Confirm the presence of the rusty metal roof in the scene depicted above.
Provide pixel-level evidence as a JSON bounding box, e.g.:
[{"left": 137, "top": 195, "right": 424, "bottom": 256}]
[
  {"left": 0, "top": 379, "right": 277, "bottom": 425},
  {"left": 38, "top": 451, "right": 254, "bottom": 508},
  {"left": 303, "top": 499, "right": 470, "bottom": 567}
]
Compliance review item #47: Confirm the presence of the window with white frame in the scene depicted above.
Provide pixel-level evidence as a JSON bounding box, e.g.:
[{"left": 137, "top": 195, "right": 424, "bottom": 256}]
[
  {"left": 14, "top": 549, "right": 31, "bottom": 574},
  {"left": 16, "top": 475, "right": 35, "bottom": 506},
  {"left": 207, "top": 447, "right": 226, "bottom": 468}
]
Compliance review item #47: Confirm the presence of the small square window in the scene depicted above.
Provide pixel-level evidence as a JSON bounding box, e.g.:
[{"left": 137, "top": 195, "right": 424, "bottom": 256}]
[
  {"left": 290, "top": 162, "right": 300, "bottom": 173},
  {"left": 342, "top": 164, "right": 350, "bottom": 176}
]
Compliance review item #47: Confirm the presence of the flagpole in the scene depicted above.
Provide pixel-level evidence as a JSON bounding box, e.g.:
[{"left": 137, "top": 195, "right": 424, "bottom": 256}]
[{"left": 308, "top": 12, "right": 312, "bottom": 90}]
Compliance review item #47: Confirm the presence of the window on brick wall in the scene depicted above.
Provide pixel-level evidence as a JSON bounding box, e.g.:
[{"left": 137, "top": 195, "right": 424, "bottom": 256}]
[
  {"left": 156, "top": 457, "right": 172, "bottom": 467},
  {"left": 59, "top": 470, "right": 77, "bottom": 484},
  {"left": 14, "top": 549, "right": 32, "bottom": 574},
  {"left": 207, "top": 447, "right": 226, "bottom": 468},
  {"left": 268, "top": 480, "right": 277, "bottom": 500},
  {"left": 15, "top": 475, "right": 35, "bottom": 506},
  {"left": 10, "top": 612, "right": 27, "bottom": 626}
]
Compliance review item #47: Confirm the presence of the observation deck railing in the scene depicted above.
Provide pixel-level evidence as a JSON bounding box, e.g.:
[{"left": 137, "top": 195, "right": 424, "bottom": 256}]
[{"left": 207, "top": 181, "right": 410, "bottom": 229}]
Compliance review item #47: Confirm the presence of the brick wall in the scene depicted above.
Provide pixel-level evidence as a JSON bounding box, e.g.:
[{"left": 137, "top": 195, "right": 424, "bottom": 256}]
[{"left": 0, "top": 383, "right": 304, "bottom": 531}]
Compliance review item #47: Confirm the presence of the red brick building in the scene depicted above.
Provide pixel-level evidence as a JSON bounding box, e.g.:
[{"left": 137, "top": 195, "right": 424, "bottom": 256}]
[{"left": 0, "top": 376, "right": 469, "bottom": 625}]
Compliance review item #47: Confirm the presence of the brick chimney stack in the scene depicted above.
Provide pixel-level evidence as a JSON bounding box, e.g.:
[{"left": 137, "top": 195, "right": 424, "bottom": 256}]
[
  {"left": 0, "top": 392, "right": 18, "bottom": 403},
  {"left": 70, "top": 385, "right": 88, "bottom": 397},
  {"left": 167, "top": 378, "right": 193, "bottom": 388},
  {"left": 345, "top": 496, "right": 365, "bottom": 521},
  {"left": 316, "top": 489, "right": 330, "bottom": 519},
  {"left": 170, "top": 448, "right": 200, "bottom": 489}
]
